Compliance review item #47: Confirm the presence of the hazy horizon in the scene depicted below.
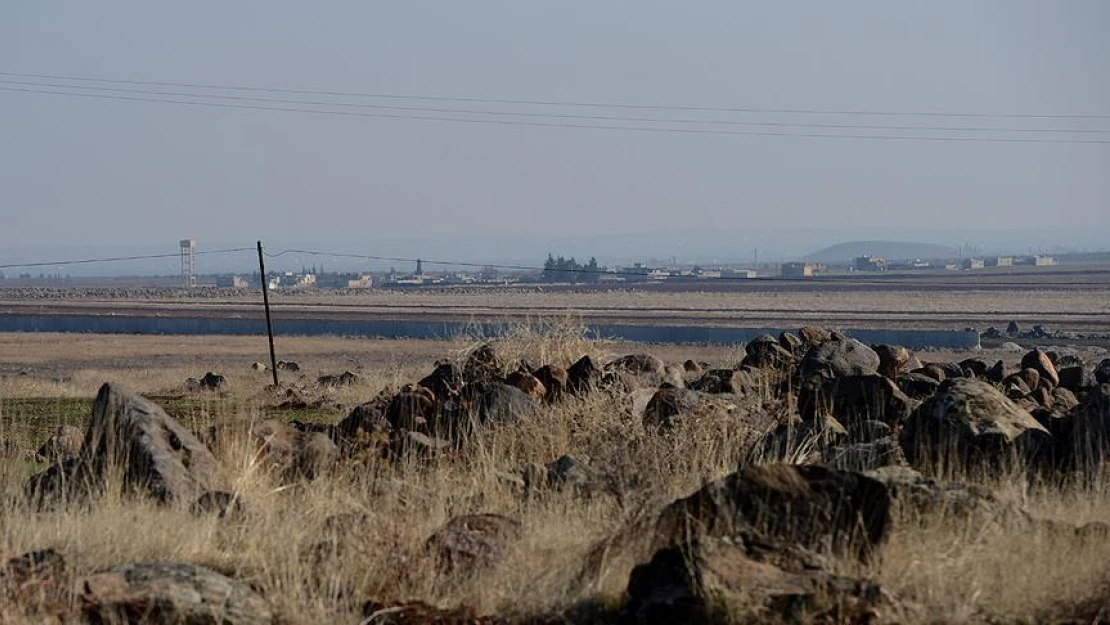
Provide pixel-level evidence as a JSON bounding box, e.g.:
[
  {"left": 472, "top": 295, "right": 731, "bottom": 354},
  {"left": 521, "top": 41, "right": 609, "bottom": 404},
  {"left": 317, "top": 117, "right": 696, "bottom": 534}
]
[
  {"left": 2, "top": 2, "right": 1107, "bottom": 254},
  {"left": 2, "top": 225, "right": 1107, "bottom": 278}
]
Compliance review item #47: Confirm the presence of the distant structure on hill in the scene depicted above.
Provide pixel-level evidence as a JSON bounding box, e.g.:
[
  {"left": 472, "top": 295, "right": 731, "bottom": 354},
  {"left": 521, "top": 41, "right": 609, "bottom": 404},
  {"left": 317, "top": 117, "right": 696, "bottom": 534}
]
[
  {"left": 806, "top": 241, "right": 959, "bottom": 264},
  {"left": 781, "top": 262, "right": 819, "bottom": 278},
  {"left": 852, "top": 255, "right": 887, "bottom": 271}
]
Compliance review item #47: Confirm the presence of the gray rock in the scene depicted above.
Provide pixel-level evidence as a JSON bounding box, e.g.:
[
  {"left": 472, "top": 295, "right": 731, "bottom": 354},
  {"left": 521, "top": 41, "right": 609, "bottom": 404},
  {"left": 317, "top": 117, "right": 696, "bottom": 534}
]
[
  {"left": 1059, "top": 366, "right": 1097, "bottom": 392},
  {"left": 606, "top": 353, "right": 665, "bottom": 377},
  {"left": 800, "top": 336, "right": 880, "bottom": 380},
  {"left": 643, "top": 385, "right": 735, "bottom": 431},
  {"left": 874, "top": 344, "right": 911, "bottom": 379},
  {"left": 425, "top": 514, "right": 522, "bottom": 575},
  {"left": 625, "top": 535, "right": 909, "bottom": 625},
  {"left": 253, "top": 419, "right": 338, "bottom": 480},
  {"left": 654, "top": 463, "right": 892, "bottom": 563},
  {"left": 27, "top": 384, "right": 229, "bottom": 506},
  {"left": 898, "top": 372, "right": 941, "bottom": 399},
  {"left": 79, "top": 561, "right": 273, "bottom": 624},
  {"left": 865, "top": 466, "right": 1032, "bottom": 529},
  {"left": 1022, "top": 349, "right": 1060, "bottom": 388},
  {"left": 900, "top": 378, "right": 1052, "bottom": 468},
  {"left": 1096, "top": 359, "right": 1110, "bottom": 385},
  {"left": 566, "top": 355, "right": 601, "bottom": 394},
  {"left": 799, "top": 374, "right": 917, "bottom": 427}
]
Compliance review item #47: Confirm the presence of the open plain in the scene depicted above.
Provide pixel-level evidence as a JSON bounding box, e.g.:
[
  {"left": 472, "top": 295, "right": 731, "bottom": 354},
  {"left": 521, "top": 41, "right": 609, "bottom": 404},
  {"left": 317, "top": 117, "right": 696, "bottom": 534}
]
[
  {"left": 1, "top": 270, "right": 1109, "bottom": 623},
  {"left": 1, "top": 311, "right": 1109, "bottom": 622},
  {"left": 3, "top": 264, "right": 1110, "bottom": 335}
]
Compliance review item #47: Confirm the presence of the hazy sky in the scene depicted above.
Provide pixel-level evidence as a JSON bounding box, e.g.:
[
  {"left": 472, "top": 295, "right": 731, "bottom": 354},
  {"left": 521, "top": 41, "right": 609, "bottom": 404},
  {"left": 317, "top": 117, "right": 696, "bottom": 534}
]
[{"left": 1, "top": 1, "right": 1107, "bottom": 253}]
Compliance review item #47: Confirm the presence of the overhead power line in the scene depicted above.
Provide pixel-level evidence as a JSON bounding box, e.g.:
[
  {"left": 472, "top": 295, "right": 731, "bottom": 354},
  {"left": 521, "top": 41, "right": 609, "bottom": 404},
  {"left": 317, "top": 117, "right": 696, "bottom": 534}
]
[
  {"left": 2, "top": 85, "right": 1108, "bottom": 144},
  {"left": 2, "top": 70, "right": 1108, "bottom": 120},
  {"left": 0, "top": 78, "right": 1104, "bottom": 135},
  {"left": 0, "top": 247, "right": 254, "bottom": 270}
]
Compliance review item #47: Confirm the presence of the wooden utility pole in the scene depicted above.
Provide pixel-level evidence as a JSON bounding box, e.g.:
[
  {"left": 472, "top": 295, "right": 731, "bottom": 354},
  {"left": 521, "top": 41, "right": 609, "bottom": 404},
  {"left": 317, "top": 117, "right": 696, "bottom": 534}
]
[{"left": 257, "top": 241, "right": 279, "bottom": 387}]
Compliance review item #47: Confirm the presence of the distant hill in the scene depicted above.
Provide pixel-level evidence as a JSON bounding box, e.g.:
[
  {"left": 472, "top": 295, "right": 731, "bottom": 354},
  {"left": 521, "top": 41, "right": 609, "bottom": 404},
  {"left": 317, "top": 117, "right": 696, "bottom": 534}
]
[{"left": 803, "top": 241, "right": 959, "bottom": 263}]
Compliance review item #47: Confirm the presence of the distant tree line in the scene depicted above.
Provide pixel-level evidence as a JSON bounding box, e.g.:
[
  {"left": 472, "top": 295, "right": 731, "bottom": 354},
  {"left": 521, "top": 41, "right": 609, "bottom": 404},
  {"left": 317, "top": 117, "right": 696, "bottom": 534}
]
[{"left": 542, "top": 254, "right": 600, "bottom": 283}]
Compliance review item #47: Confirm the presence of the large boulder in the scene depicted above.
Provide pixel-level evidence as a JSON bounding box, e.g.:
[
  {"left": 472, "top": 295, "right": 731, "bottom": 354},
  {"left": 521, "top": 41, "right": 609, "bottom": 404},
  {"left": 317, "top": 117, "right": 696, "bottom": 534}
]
[
  {"left": 654, "top": 464, "right": 892, "bottom": 563},
  {"left": 799, "top": 374, "right": 916, "bottom": 427},
  {"left": 253, "top": 420, "right": 338, "bottom": 480},
  {"left": 425, "top": 514, "right": 522, "bottom": 575},
  {"left": 26, "top": 384, "right": 228, "bottom": 506},
  {"left": 386, "top": 385, "right": 438, "bottom": 431},
  {"left": 743, "top": 335, "right": 796, "bottom": 370},
  {"left": 778, "top": 331, "right": 804, "bottom": 356},
  {"left": 607, "top": 353, "right": 665, "bottom": 377},
  {"left": 643, "top": 385, "right": 700, "bottom": 430},
  {"left": 798, "top": 325, "right": 832, "bottom": 346},
  {"left": 642, "top": 385, "right": 736, "bottom": 431},
  {"left": 865, "top": 466, "right": 1033, "bottom": 529},
  {"left": 900, "top": 378, "right": 1052, "bottom": 468},
  {"left": 1096, "top": 359, "right": 1110, "bottom": 385},
  {"left": 523, "top": 454, "right": 604, "bottom": 496},
  {"left": 799, "top": 336, "right": 880, "bottom": 380},
  {"left": 2, "top": 548, "right": 70, "bottom": 614},
  {"left": 689, "top": 368, "right": 751, "bottom": 395},
  {"left": 532, "top": 364, "right": 568, "bottom": 401},
  {"left": 625, "top": 534, "right": 907, "bottom": 625},
  {"left": 79, "top": 562, "right": 273, "bottom": 624},
  {"left": 1022, "top": 349, "right": 1060, "bottom": 388},
  {"left": 463, "top": 343, "right": 503, "bottom": 385},
  {"left": 1059, "top": 366, "right": 1097, "bottom": 393},
  {"left": 418, "top": 363, "right": 463, "bottom": 402},
  {"left": 566, "top": 355, "right": 601, "bottom": 395},
  {"left": 504, "top": 370, "right": 547, "bottom": 400},
  {"left": 471, "top": 383, "right": 537, "bottom": 427},
  {"left": 874, "top": 345, "right": 911, "bottom": 379},
  {"left": 897, "top": 372, "right": 941, "bottom": 400},
  {"left": 336, "top": 397, "right": 391, "bottom": 443}
]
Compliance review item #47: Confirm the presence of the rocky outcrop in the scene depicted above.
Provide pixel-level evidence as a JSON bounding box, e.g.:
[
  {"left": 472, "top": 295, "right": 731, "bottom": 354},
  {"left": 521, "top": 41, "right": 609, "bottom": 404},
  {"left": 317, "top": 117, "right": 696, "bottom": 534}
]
[
  {"left": 654, "top": 463, "right": 892, "bottom": 563},
  {"left": 625, "top": 534, "right": 909, "bottom": 625},
  {"left": 800, "top": 336, "right": 880, "bottom": 380},
  {"left": 900, "top": 378, "right": 1052, "bottom": 468},
  {"left": 253, "top": 419, "right": 339, "bottom": 480},
  {"left": 26, "top": 384, "right": 228, "bottom": 507},
  {"left": 425, "top": 514, "right": 522, "bottom": 575},
  {"left": 79, "top": 562, "right": 273, "bottom": 624}
]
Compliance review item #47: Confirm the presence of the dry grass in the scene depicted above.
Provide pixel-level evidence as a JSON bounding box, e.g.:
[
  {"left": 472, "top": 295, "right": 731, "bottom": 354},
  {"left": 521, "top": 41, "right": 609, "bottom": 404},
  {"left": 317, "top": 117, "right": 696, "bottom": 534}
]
[{"left": 0, "top": 327, "right": 1108, "bottom": 623}]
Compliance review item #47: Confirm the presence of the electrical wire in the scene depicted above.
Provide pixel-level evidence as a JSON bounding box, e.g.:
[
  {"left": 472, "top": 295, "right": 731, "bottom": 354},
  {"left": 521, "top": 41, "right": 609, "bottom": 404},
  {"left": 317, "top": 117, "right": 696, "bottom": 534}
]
[
  {"left": 0, "top": 247, "right": 254, "bottom": 270},
  {"left": 1, "top": 78, "right": 1104, "bottom": 135},
  {"left": 3, "top": 70, "right": 1107, "bottom": 120},
  {"left": 4, "top": 86, "right": 1107, "bottom": 144}
]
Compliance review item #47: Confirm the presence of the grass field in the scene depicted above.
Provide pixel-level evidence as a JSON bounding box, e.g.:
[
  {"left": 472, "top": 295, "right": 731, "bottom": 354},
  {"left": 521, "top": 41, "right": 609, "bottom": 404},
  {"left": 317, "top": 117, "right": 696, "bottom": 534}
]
[{"left": 1, "top": 328, "right": 1108, "bottom": 623}]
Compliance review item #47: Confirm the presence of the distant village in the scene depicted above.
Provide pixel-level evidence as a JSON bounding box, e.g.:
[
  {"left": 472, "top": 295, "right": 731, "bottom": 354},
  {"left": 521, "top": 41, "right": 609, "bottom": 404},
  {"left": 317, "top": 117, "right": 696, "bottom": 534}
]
[
  {"left": 201, "top": 252, "right": 1062, "bottom": 291},
  {"left": 780, "top": 253, "right": 1059, "bottom": 278},
  {"left": 0, "top": 241, "right": 1067, "bottom": 289}
]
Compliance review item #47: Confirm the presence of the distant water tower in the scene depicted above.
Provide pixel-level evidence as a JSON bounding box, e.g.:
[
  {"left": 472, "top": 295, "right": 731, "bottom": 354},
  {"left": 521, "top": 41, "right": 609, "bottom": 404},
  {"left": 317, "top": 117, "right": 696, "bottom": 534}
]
[{"left": 179, "top": 239, "right": 198, "bottom": 288}]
